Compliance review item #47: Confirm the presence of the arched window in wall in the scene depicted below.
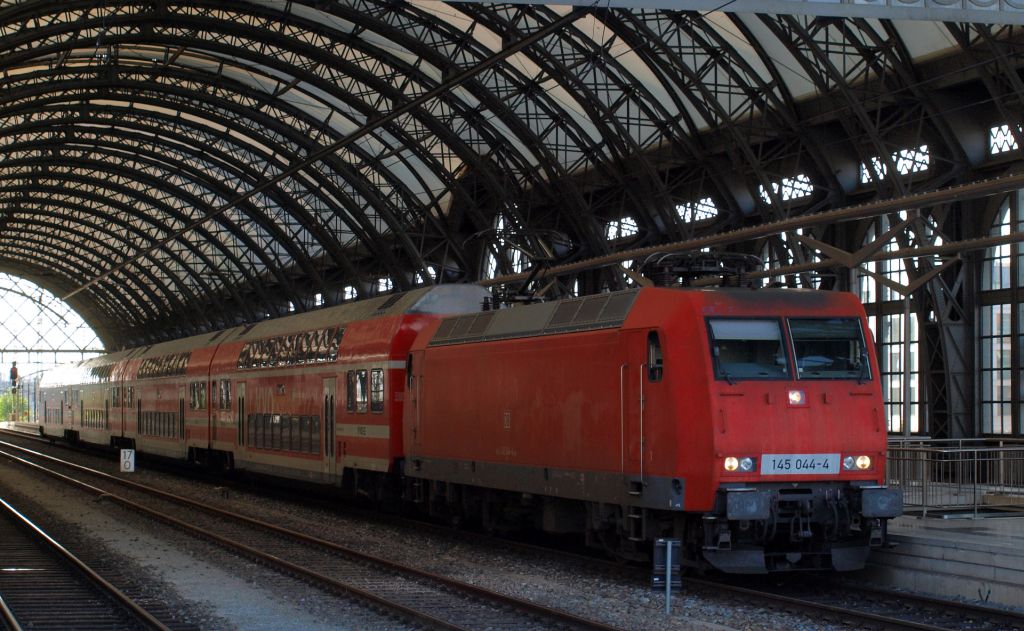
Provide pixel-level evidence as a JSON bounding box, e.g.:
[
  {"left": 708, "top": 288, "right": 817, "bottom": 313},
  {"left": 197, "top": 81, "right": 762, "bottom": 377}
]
[
  {"left": 1, "top": 274, "right": 105, "bottom": 422},
  {"left": 760, "top": 230, "right": 821, "bottom": 288},
  {"left": 485, "top": 214, "right": 528, "bottom": 278},
  {"left": 856, "top": 213, "right": 922, "bottom": 434},
  {"left": 979, "top": 194, "right": 1024, "bottom": 435}
]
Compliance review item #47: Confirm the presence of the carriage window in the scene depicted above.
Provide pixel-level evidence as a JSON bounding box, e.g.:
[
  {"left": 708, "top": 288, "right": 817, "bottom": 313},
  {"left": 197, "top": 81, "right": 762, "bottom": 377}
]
[
  {"left": 647, "top": 331, "right": 663, "bottom": 382},
  {"left": 788, "top": 318, "right": 870, "bottom": 381},
  {"left": 707, "top": 319, "right": 789, "bottom": 381},
  {"left": 346, "top": 370, "right": 369, "bottom": 413},
  {"left": 189, "top": 381, "right": 207, "bottom": 409},
  {"left": 355, "top": 369, "right": 368, "bottom": 413},
  {"left": 346, "top": 371, "right": 356, "bottom": 412},
  {"left": 370, "top": 368, "right": 384, "bottom": 413},
  {"left": 219, "top": 380, "right": 232, "bottom": 410}
]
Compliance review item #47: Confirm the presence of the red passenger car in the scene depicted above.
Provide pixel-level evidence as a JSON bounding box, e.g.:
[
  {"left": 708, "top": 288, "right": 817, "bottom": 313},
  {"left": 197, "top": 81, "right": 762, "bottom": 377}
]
[
  {"left": 38, "top": 285, "right": 489, "bottom": 494},
  {"left": 404, "top": 287, "right": 902, "bottom": 572}
]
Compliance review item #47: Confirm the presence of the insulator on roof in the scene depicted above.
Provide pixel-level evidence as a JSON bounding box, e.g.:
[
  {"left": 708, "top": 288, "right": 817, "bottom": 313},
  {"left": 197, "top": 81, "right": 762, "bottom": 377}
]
[{"left": 642, "top": 252, "right": 763, "bottom": 288}]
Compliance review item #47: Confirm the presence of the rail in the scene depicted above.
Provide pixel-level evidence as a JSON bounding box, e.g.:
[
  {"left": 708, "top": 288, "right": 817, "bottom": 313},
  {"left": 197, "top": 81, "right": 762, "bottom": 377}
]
[{"left": 887, "top": 438, "right": 1024, "bottom": 518}]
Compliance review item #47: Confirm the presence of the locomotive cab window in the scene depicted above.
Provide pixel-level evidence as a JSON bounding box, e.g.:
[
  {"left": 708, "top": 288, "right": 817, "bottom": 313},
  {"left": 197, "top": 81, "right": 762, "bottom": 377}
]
[
  {"left": 707, "top": 319, "right": 788, "bottom": 381},
  {"left": 788, "top": 318, "right": 871, "bottom": 381},
  {"left": 647, "top": 331, "right": 663, "bottom": 382}
]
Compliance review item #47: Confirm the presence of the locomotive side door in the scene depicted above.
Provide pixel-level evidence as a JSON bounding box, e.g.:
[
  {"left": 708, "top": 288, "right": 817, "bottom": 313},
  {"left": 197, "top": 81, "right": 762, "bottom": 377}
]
[
  {"left": 620, "top": 330, "right": 648, "bottom": 494},
  {"left": 322, "top": 378, "right": 337, "bottom": 480}
]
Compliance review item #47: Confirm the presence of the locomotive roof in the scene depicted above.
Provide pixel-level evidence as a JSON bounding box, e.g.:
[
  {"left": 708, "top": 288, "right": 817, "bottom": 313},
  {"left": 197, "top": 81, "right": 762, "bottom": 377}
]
[
  {"left": 430, "top": 289, "right": 641, "bottom": 346},
  {"left": 428, "top": 287, "right": 862, "bottom": 347}
]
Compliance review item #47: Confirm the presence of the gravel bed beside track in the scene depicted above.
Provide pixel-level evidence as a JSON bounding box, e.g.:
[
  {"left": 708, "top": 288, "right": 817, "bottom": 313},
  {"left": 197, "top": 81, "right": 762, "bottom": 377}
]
[{"left": 0, "top": 434, "right": 847, "bottom": 630}]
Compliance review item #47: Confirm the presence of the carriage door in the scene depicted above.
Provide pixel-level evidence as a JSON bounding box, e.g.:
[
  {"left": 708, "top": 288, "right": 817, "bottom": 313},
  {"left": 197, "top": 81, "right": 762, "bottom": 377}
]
[
  {"left": 620, "top": 330, "right": 648, "bottom": 495},
  {"left": 236, "top": 382, "right": 246, "bottom": 447},
  {"left": 178, "top": 385, "right": 187, "bottom": 440},
  {"left": 322, "top": 378, "right": 337, "bottom": 478},
  {"left": 408, "top": 354, "right": 422, "bottom": 448}
]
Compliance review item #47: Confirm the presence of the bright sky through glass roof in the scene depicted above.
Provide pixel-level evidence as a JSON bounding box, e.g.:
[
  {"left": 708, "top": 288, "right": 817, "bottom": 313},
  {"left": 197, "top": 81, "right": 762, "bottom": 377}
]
[{"left": 0, "top": 274, "right": 105, "bottom": 377}]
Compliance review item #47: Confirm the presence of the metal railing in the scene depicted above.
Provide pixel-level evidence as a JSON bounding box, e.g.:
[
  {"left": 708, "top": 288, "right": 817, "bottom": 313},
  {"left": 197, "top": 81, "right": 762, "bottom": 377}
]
[{"left": 887, "top": 438, "right": 1024, "bottom": 518}]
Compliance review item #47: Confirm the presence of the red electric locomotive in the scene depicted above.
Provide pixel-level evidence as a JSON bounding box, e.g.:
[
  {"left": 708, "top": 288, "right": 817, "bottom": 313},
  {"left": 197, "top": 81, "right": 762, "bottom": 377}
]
[{"left": 404, "top": 287, "right": 902, "bottom": 573}]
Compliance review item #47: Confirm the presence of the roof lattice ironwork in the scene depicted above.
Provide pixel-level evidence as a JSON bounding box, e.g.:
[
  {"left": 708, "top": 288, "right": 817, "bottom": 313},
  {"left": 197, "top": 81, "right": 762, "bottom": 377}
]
[{"left": 0, "top": 1, "right": 1021, "bottom": 347}]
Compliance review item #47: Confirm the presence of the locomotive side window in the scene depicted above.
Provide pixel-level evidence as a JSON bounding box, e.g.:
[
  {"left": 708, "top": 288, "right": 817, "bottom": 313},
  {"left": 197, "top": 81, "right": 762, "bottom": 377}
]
[
  {"left": 707, "top": 319, "right": 788, "bottom": 381},
  {"left": 647, "top": 331, "right": 663, "bottom": 382},
  {"left": 788, "top": 318, "right": 870, "bottom": 381}
]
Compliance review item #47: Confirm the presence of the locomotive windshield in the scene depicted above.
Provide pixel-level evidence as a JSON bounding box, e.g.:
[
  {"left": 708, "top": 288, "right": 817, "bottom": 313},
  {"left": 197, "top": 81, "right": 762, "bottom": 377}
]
[
  {"left": 788, "top": 318, "right": 870, "bottom": 381},
  {"left": 708, "top": 319, "right": 788, "bottom": 381}
]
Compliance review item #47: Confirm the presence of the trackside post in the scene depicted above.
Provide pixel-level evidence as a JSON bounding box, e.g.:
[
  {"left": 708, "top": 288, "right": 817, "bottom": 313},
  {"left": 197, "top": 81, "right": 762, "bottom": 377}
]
[{"left": 652, "top": 538, "right": 681, "bottom": 613}]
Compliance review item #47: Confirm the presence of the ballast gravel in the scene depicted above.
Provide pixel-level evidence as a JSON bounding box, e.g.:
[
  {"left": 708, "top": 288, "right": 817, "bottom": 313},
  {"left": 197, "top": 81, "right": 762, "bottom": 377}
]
[{"left": 0, "top": 433, "right": 848, "bottom": 630}]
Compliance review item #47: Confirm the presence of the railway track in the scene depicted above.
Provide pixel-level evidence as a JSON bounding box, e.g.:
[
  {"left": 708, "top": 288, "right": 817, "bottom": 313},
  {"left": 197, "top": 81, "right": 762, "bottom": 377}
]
[
  {"left": 681, "top": 575, "right": 1024, "bottom": 631},
  {"left": 5, "top": 428, "right": 1023, "bottom": 631},
  {"left": 0, "top": 439, "right": 622, "bottom": 631},
  {"left": 457, "top": 521, "right": 1024, "bottom": 631},
  {"left": 425, "top": 523, "right": 1024, "bottom": 630},
  {"left": 0, "top": 494, "right": 170, "bottom": 631}
]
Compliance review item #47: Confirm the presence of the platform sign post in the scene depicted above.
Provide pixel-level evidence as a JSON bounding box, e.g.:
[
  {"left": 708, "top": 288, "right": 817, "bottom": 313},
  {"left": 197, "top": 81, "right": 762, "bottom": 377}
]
[
  {"left": 120, "top": 449, "right": 135, "bottom": 473},
  {"left": 652, "top": 538, "right": 681, "bottom": 613}
]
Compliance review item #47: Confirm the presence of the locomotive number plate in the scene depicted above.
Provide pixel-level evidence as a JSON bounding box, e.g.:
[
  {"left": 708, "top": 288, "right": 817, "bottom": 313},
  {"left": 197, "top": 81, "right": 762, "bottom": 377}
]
[{"left": 760, "top": 453, "right": 839, "bottom": 475}]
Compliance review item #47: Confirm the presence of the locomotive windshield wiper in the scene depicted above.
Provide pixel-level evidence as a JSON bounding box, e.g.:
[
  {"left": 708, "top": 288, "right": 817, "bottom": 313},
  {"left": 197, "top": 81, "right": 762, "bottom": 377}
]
[{"left": 856, "top": 354, "right": 869, "bottom": 384}]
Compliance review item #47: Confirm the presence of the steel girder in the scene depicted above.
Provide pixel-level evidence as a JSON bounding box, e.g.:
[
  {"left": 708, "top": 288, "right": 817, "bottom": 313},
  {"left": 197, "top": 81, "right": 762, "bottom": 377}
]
[{"left": 0, "top": 1, "right": 1021, "bottom": 374}]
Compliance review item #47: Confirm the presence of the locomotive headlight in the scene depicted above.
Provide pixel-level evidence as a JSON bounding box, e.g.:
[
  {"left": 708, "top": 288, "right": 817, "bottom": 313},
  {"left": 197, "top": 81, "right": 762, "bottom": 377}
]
[
  {"left": 843, "top": 455, "right": 873, "bottom": 470},
  {"left": 724, "top": 457, "right": 755, "bottom": 472},
  {"left": 787, "top": 389, "right": 806, "bottom": 406}
]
